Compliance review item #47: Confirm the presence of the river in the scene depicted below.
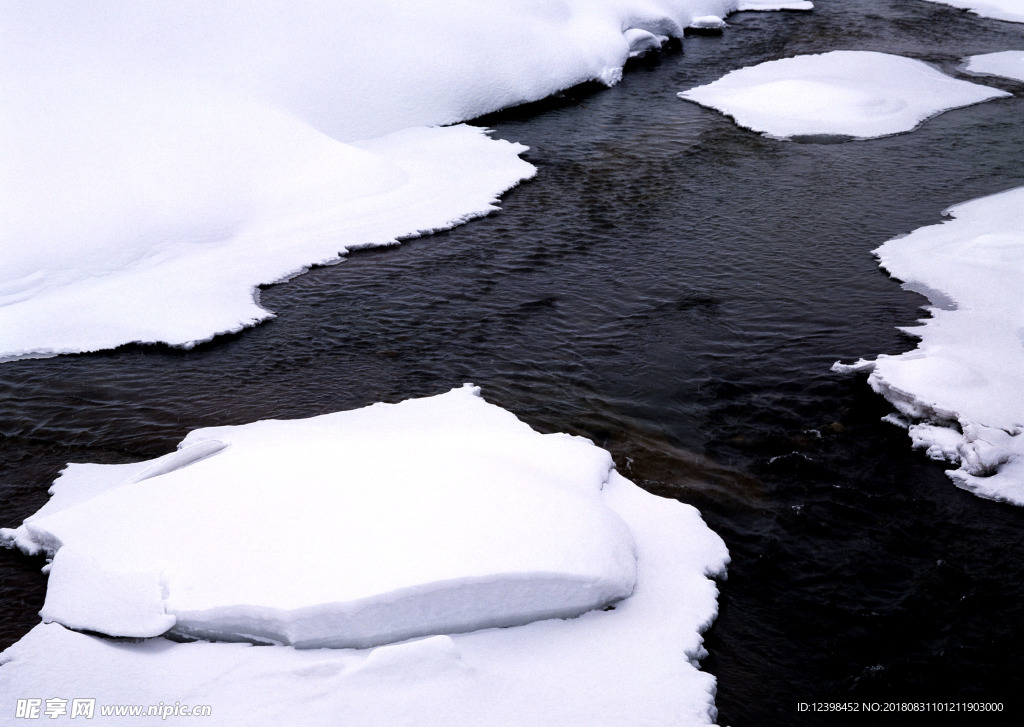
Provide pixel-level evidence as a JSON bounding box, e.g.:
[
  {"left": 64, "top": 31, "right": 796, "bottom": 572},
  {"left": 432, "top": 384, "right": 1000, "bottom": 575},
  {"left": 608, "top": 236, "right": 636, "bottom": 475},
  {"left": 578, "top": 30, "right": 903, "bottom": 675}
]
[{"left": 2, "top": 1, "right": 1023, "bottom": 724}]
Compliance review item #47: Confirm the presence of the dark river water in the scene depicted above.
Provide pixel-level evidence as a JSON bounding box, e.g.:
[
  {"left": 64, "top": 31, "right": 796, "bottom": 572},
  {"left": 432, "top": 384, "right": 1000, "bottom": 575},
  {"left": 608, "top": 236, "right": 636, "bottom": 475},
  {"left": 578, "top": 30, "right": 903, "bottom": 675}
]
[{"left": 2, "top": 1, "right": 1024, "bottom": 724}]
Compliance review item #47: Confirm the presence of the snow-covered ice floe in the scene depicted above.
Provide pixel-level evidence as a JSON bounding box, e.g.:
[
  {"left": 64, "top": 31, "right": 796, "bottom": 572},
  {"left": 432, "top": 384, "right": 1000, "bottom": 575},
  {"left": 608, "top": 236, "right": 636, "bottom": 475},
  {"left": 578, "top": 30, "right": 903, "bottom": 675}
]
[
  {"left": 678, "top": 50, "right": 1009, "bottom": 139},
  {"left": 833, "top": 188, "right": 1024, "bottom": 505},
  {"left": 0, "top": 0, "right": 802, "bottom": 362},
  {"left": 0, "top": 386, "right": 729, "bottom": 724},
  {"left": 963, "top": 50, "right": 1024, "bottom": 82},
  {"left": 922, "top": 0, "right": 1024, "bottom": 24}
]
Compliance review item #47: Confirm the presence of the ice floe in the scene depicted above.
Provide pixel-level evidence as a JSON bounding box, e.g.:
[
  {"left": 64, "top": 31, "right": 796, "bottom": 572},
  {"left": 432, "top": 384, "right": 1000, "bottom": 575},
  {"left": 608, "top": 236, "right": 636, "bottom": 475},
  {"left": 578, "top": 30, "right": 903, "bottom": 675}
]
[
  {"left": 0, "top": 386, "right": 729, "bottom": 724},
  {"left": 833, "top": 187, "right": 1024, "bottom": 505},
  {"left": 0, "top": 0, "right": 800, "bottom": 362},
  {"left": 678, "top": 50, "right": 1010, "bottom": 139},
  {"left": 922, "top": 0, "right": 1024, "bottom": 23},
  {"left": 963, "top": 50, "right": 1024, "bottom": 82}
]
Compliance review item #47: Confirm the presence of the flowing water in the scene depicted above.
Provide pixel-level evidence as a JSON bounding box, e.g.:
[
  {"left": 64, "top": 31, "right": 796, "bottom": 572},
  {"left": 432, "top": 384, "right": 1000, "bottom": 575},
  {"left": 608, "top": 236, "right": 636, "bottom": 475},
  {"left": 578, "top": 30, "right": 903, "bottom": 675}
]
[{"left": 2, "top": 1, "right": 1024, "bottom": 724}]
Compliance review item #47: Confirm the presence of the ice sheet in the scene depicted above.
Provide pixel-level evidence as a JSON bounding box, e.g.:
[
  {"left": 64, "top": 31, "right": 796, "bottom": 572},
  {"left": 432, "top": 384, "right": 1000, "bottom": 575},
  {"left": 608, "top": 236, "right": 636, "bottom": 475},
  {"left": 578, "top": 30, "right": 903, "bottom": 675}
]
[
  {"left": 834, "top": 187, "right": 1024, "bottom": 505},
  {"left": 678, "top": 50, "right": 1009, "bottom": 139}
]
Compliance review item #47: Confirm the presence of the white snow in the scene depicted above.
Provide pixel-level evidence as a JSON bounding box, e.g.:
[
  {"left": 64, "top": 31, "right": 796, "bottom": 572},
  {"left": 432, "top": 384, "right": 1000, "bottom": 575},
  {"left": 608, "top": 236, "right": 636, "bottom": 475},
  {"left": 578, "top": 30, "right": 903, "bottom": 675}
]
[
  {"left": 963, "top": 50, "right": 1024, "bottom": 82},
  {"left": 0, "top": 386, "right": 729, "bottom": 725},
  {"left": 678, "top": 50, "right": 1010, "bottom": 139},
  {"left": 833, "top": 187, "right": 1024, "bottom": 505},
  {"left": 0, "top": 0, "right": 797, "bottom": 362},
  {"left": 922, "top": 0, "right": 1024, "bottom": 23}
]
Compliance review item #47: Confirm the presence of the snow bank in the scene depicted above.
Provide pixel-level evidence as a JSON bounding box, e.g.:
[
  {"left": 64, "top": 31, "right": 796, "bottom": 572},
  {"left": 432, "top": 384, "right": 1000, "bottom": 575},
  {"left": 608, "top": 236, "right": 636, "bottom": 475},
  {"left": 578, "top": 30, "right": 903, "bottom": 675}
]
[
  {"left": 0, "top": 387, "right": 729, "bottom": 725},
  {"left": 0, "top": 0, "right": 798, "bottom": 362},
  {"left": 833, "top": 188, "right": 1024, "bottom": 505},
  {"left": 922, "top": 0, "right": 1024, "bottom": 23},
  {"left": 963, "top": 50, "right": 1024, "bottom": 82},
  {"left": 677, "top": 50, "right": 1009, "bottom": 139}
]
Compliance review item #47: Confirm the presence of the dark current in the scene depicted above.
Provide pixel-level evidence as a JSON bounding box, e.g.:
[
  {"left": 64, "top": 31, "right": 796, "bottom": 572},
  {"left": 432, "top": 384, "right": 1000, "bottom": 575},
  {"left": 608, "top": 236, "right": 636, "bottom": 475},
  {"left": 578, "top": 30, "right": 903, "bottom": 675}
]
[{"left": 2, "top": 1, "right": 1024, "bottom": 724}]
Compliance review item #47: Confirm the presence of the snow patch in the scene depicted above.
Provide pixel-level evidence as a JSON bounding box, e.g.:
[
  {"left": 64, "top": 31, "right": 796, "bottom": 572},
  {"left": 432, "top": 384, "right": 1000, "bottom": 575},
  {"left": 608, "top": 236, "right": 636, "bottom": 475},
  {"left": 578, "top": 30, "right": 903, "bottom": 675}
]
[
  {"left": 963, "top": 50, "right": 1024, "bottom": 82},
  {"left": 678, "top": 50, "right": 1009, "bottom": 139}
]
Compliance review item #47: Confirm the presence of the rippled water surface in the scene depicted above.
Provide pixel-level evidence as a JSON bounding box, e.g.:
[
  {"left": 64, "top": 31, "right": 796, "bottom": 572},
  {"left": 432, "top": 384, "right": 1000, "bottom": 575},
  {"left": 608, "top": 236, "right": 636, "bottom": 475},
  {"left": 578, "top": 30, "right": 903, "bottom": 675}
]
[{"left": 3, "top": 2, "right": 1024, "bottom": 724}]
